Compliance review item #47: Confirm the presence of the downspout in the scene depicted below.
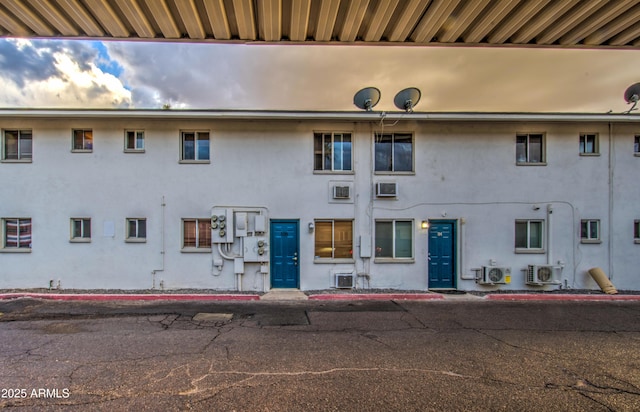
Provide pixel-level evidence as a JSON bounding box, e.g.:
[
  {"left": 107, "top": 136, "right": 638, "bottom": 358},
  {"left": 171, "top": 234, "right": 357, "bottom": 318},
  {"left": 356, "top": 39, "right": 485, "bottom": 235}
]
[
  {"left": 608, "top": 122, "right": 614, "bottom": 279},
  {"left": 151, "top": 196, "right": 166, "bottom": 289},
  {"left": 547, "top": 204, "right": 553, "bottom": 266}
]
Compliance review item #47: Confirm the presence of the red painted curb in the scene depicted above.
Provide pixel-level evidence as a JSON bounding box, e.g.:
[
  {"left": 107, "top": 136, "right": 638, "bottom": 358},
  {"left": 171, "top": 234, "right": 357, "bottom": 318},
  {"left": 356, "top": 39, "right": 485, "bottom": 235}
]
[
  {"left": 486, "top": 294, "right": 640, "bottom": 301},
  {"left": 308, "top": 293, "right": 444, "bottom": 301},
  {"left": 0, "top": 293, "right": 260, "bottom": 301}
]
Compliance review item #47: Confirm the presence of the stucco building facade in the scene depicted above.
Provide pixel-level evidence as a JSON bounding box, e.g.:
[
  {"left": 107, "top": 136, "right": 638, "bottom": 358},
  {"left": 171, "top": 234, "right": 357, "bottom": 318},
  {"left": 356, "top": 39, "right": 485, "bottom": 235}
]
[{"left": 1, "top": 109, "right": 638, "bottom": 292}]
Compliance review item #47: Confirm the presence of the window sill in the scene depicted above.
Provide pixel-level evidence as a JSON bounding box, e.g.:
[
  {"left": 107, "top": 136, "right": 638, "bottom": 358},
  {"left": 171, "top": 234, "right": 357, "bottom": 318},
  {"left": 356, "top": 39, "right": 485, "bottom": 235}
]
[
  {"left": 71, "top": 150, "right": 93, "bottom": 153},
  {"left": 314, "top": 258, "right": 355, "bottom": 264},
  {"left": 635, "top": 239, "right": 640, "bottom": 244},
  {"left": 125, "top": 238, "right": 147, "bottom": 243},
  {"left": 0, "top": 248, "right": 31, "bottom": 253},
  {"left": 514, "top": 248, "right": 545, "bottom": 254},
  {"left": 124, "top": 149, "right": 145, "bottom": 154},
  {"left": 70, "top": 238, "right": 91, "bottom": 243},
  {"left": 516, "top": 162, "right": 547, "bottom": 166},
  {"left": 374, "top": 258, "right": 415, "bottom": 264},
  {"left": 1, "top": 159, "right": 32, "bottom": 163},
  {"left": 634, "top": 153, "right": 640, "bottom": 157},
  {"left": 581, "top": 239, "right": 602, "bottom": 244},
  {"left": 374, "top": 171, "right": 415, "bottom": 176},
  {"left": 313, "top": 170, "right": 354, "bottom": 175},
  {"left": 181, "top": 248, "right": 212, "bottom": 253},
  {"left": 179, "top": 160, "right": 210, "bottom": 164},
  {"left": 579, "top": 153, "right": 600, "bottom": 157}
]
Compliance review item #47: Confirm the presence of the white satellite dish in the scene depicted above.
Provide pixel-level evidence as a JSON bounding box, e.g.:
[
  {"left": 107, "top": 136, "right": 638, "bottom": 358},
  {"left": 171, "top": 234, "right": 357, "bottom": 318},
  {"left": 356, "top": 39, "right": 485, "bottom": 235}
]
[
  {"left": 353, "top": 87, "right": 381, "bottom": 111},
  {"left": 624, "top": 83, "right": 640, "bottom": 113},
  {"left": 394, "top": 87, "right": 421, "bottom": 112}
]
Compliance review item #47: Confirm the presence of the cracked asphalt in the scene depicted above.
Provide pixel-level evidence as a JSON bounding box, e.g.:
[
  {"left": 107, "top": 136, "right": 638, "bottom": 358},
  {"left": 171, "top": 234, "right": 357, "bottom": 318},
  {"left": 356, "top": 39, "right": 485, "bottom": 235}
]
[{"left": 1, "top": 298, "right": 639, "bottom": 411}]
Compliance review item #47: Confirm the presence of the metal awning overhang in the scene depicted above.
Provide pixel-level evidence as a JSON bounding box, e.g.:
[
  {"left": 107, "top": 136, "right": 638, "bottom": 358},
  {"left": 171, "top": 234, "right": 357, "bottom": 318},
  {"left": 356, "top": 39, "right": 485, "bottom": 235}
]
[
  {"left": 1, "top": 108, "right": 640, "bottom": 123},
  {"left": 1, "top": 0, "right": 640, "bottom": 50}
]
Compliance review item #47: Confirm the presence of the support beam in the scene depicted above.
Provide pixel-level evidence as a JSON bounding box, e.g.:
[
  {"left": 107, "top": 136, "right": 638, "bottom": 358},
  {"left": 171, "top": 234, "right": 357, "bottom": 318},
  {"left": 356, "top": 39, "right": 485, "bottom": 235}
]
[
  {"left": 439, "top": 0, "right": 490, "bottom": 43},
  {"left": 175, "top": 0, "right": 205, "bottom": 39},
  {"left": 203, "top": 0, "right": 231, "bottom": 40},
  {"left": 387, "top": 0, "right": 429, "bottom": 42},
  {"left": 232, "top": 0, "right": 256, "bottom": 40},
  {"left": 338, "top": 0, "right": 368, "bottom": 42},
  {"left": 363, "top": 0, "right": 399, "bottom": 41},
  {"left": 289, "top": 0, "right": 310, "bottom": 41},
  {"left": 464, "top": 0, "right": 521, "bottom": 43},
  {"left": 83, "top": 0, "right": 129, "bottom": 37},
  {"left": 114, "top": 0, "right": 155, "bottom": 38},
  {"left": 143, "top": 0, "right": 180, "bottom": 38},
  {"left": 560, "top": 0, "right": 636, "bottom": 45},
  {"left": 3, "top": 0, "right": 54, "bottom": 36},
  {"left": 536, "top": 0, "right": 608, "bottom": 45},
  {"left": 315, "top": 0, "right": 340, "bottom": 41},
  {"left": 487, "top": 0, "right": 550, "bottom": 44},
  {"left": 258, "top": 0, "right": 281, "bottom": 41},
  {"left": 510, "top": 0, "right": 580, "bottom": 44},
  {"left": 411, "top": 0, "right": 461, "bottom": 43},
  {"left": 57, "top": 0, "right": 105, "bottom": 37}
]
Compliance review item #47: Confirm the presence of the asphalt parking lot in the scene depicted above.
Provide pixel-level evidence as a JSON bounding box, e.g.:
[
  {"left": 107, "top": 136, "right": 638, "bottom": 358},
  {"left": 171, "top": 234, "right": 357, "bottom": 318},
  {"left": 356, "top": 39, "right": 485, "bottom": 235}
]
[{"left": 1, "top": 298, "right": 640, "bottom": 411}]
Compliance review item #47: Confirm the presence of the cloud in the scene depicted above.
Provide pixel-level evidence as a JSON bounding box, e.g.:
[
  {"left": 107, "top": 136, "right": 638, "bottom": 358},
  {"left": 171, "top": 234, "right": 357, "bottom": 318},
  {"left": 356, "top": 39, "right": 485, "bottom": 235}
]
[
  {"left": 0, "top": 39, "right": 131, "bottom": 108},
  {"left": 2, "top": 38, "right": 640, "bottom": 113}
]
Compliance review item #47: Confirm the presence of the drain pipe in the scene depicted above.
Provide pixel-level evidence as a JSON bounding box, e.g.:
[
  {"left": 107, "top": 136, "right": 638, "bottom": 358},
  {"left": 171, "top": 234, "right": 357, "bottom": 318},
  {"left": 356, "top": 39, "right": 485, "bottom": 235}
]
[
  {"left": 546, "top": 204, "right": 553, "bottom": 265},
  {"left": 608, "top": 122, "right": 614, "bottom": 280},
  {"left": 151, "top": 196, "right": 166, "bottom": 289}
]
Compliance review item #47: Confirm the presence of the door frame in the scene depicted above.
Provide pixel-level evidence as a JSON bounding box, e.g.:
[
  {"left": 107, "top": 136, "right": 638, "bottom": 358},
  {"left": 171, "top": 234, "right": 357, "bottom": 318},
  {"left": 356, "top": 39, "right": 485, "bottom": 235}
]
[
  {"left": 427, "top": 219, "right": 458, "bottom": 290},
  {"left": 269, "top": 219, "right": 300, "bottom": 289}
]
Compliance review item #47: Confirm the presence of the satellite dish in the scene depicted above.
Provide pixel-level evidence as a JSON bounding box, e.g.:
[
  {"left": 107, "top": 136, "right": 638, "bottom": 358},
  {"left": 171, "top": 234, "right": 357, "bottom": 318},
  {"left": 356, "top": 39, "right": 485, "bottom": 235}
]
[
  {"left": 624, "top": 83, "right": 640, "bottom": 113},
  {"left": 394, "top": 87, "right": 421, "bottom": 112},
  {"left": 353, "top": 87, "right": 381, "bottom": 111}
]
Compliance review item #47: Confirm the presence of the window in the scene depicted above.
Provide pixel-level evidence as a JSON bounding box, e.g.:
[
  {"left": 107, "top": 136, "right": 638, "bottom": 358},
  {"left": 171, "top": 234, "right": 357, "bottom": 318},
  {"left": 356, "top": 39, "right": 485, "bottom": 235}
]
[
  {"left": 375, "top": 220, "right": 413, "bottom": 260},
  {"left": 125, "top": 130, "right": 144, "bottom": 152},
  {"left": 182, "top": 219, "right": 211, "bottom": 250},
  {"left": 516, "top": 133, "right": 545, "bottom": 164},
  {"left": 314, "top": 132, "right": 352, "bottom": 172},
  {"left": 515, "top": 220, "right": 544, "bottom": 252},
  {"left": 635, "top": 220, "right": 640, "bottom": 243},
  {"left": 2, "top": 218, "right": 31, "bottom": 251},
  {"left": 314, "top": 220, "right": 353, "bottom": 260},
  {"left": 581, "top": 219, "right": 600, "bottom": 243},
  {"left": 71, "top": 218, "right": 91, "bottom": 242},
  {"left": 126, "top": 218, "right": 146, "bottom": 242},
  {"left": 635, "top": 135, "right": 640, "bottom": 155},
  {"left": 375, "top": 133, "right": 413, "bottom": 172},
  {"left": 579, "top": 133, "right": 598, "bottom": 155},
  {"left": 181, "top": 131, "right": 209, "bottom": 162},
  {"left": 2, "top": 130, "right": 32, "bottom": 161},
  {"left": 72, "top": 129, "right": 93, "bottom": 152}
]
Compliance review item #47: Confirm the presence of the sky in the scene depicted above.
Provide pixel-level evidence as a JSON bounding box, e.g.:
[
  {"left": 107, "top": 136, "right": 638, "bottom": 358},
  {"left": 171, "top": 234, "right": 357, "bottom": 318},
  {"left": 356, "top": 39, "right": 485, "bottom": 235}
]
[{"left": 1, "top": 37, "right": 640, "bottom": 113}]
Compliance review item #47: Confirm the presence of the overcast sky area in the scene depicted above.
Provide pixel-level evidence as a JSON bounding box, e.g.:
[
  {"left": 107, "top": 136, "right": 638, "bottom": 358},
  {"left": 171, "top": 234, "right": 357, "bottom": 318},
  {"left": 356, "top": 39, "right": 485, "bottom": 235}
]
[{"left": 1, "top": 37, "right": 639, "bottom": 113}]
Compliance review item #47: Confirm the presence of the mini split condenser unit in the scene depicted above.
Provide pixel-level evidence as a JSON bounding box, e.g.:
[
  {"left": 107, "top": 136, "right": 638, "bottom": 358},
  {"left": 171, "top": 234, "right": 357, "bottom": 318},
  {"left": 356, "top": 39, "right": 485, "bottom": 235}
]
[
  {"left": 375, "top": 182, "right": 397, "bottom": 198},
  {"left": 526, "top": 265, "right": 560, "bottom": 285},
  {"left": 335, "top": 273, "right": 355, "bottom": 289},
  {"left": 478, "top": 266, "right": 511, "bottom": 285}
]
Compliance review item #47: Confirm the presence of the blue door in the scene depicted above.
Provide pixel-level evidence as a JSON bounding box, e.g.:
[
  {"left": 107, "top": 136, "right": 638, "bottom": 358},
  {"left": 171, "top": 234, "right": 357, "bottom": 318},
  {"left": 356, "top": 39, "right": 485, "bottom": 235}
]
[
  {"left": 428, "top": 220, "right": 456, "bottom": 289},
  {"left": 270, "top": 220, "right": 300, "bottom": 288}
]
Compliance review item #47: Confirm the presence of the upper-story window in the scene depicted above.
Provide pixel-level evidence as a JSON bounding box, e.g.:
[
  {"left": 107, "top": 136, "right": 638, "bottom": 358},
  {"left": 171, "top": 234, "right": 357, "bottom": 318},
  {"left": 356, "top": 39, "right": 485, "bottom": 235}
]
[
  {"left": 516, "top": 133, "right": 545, "bottom": 164},
  {"left": 2, "top": 130, "right": 32, "bottom": 162},
  {"left": 579, "top": 133, "right": 599, "bottom": 155},
  {"left": 635, "top": 135, "right": 640, "bottom": 156},
  {"left": 375, "top": 133, "right": 413, "bottom": 172},
  {"left": 181, "top": 131, "right": 209, "bottom": 162},
  {"left": 72, "top": 129, "right": 93, "bottom": 152},
  {"left": 125, "top": 130, "right": 145, "bottom": 152},
  {"left": 314, "top": 132, "right": 352, "bottom": 172}
]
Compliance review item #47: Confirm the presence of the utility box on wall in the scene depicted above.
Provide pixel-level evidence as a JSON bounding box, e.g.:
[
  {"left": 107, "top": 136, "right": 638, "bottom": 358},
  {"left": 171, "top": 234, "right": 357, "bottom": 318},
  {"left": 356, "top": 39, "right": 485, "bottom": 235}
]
[
  {"left": 244, "top": 236, "right": 269, "bottom": 262},
  {"left": 211, "top": 208, "right": 234, "bottom": 243}
]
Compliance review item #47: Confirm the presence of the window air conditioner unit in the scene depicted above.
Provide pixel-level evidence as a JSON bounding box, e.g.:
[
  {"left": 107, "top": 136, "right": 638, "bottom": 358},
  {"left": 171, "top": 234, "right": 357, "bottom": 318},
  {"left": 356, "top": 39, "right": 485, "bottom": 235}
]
[
  {"left": 333, "top": 185, "right": 351, "bottom": 199},
  {"left": 335, "top": 274, "right": 355, "bottom": 289},
  {"left": 526, "top": 265, "right": 560, "bottom": 285},
  {"left": 376, "top": 182, "right": 397, "bottom": 198},
  {"left": 478, "top": 266, "right": 511, "bottom": 285}
]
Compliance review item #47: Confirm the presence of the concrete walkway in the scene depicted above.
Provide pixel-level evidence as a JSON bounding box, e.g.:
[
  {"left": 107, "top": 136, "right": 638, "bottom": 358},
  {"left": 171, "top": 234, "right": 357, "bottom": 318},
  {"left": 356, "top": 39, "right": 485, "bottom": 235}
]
[{"left": 1, "top": 290, "right": 639, "bottom": 302}]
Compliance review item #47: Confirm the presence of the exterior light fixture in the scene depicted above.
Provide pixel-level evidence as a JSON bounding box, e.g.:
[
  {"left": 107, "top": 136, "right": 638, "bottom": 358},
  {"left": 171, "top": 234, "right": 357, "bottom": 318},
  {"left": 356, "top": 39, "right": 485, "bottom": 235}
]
[
  {"left": 308, "top": 222, "right": 315, "bottom": 232},
  {"left": 421, "top": 220, "right": 429, "bottom": 230}
]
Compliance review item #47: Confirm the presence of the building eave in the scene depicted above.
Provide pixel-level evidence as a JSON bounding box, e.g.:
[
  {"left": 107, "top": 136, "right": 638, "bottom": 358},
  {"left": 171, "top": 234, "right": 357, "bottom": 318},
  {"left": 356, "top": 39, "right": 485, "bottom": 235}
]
[{"left": 0, "top": 108, "right": 639, "bottom": 123}]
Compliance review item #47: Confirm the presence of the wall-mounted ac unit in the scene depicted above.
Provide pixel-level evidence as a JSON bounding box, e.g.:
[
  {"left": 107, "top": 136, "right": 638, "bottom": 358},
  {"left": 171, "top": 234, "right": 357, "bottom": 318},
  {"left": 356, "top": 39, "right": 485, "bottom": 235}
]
[
  {"left": 335, "top": 273, "right": 355, "bottom": 289},
  {"left": 526, "top": 265, "right": 560, "bottom": 285},
  {"left": 376, "top": 182, "right": 397, "bottom": 198},
  {"left": 478, "top": 266, "right": 511, "bottom": 285},
  {"left": 333, "top": 185, "right": 351, "bottom": 199}
]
